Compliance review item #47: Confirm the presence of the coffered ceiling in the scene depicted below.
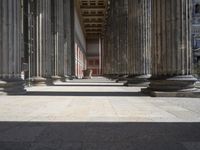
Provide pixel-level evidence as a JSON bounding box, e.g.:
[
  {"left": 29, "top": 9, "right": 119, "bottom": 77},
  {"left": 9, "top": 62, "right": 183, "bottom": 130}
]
[{"left": 78, "top": 0, "right": 108, "bottom": 39}]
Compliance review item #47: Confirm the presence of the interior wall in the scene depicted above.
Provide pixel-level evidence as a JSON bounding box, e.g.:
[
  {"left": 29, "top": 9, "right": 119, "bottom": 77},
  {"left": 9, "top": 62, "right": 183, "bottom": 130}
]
[
  {"left": 86, "top": 39, "right": 101, "bottom": 76},
  {"left": 74, "top": 9, "right": 87, "bottom": 78},
  {"left": 87, "top": 39, "right": 99, "bottom": 56}
]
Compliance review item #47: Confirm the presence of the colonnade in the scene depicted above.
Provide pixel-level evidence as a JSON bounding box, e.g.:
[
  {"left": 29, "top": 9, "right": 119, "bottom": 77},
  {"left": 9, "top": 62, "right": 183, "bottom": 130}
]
[
  {"left": 0, "top": 0, "right": 74, "bottom": 94},
  {"left": 103, "top": 0, "right": 199, "bottom": 97},
  {"left": 26, "top": 0, "right": 69, "bottom": 85},
  {"left": 0, "top": 0, "right": 199, "bottom": 97}
]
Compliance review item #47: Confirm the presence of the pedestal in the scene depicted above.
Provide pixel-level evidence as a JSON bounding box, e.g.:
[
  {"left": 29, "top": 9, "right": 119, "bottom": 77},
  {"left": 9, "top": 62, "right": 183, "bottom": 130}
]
[
  {"left": 30, "top": 77, "right": 47, "bottom": 86},
  {"left": 142, "top": 75, "right": 200, "bottom": 98},
  {"left": 116, "top": 75, "right": 128, "bottom": 83},
  {"left": 0, "top": 78, "right": 26, "bottom": 95},
  {"left": 125, "top": 75, "right": 151, "bottom": 87},
  {"left": 47, "top": 76, "right": 62, "bottom": 86}
]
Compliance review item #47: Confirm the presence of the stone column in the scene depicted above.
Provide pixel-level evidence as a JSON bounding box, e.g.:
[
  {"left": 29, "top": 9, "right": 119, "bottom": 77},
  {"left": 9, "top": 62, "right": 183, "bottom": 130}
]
[
  {"left": 103, "top": 1, "right": 114, "bottom": 79},
  {"left": 125, "top": 0, "right": 151, "bottom": 86},
  {"left": 145, "top": 0, "right": 200, "bottom": 97},
  {"left": 103, "top": 0, "right": 128, "bottom": 81},
  {"left": 103, "top": 16, "right": 112, "bottom": 78},
  {"left": 50, "top": 0, "right": 65, "bottom": 84},
  {"left": 0, "top": 0, "right": 26, "bottom": 95},
  {"left": 116, "top": 0, "right": 129, "bottom": 83},
  {"left": 28, "top": 0, "right": 52, "bottom": 86},
  {"left": 62, "top": 0, "right": 75, "bottom": 80},
  {"left": 110, "top": 0, "right": 117, "bottom": 78}
]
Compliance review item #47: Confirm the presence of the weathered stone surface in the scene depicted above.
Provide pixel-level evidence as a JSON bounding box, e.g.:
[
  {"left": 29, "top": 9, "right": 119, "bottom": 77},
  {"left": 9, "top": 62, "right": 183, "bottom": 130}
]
[
  {"left": 126, "top": 0, "right": 151, "bottom": 86},
  {"left": 145, "top": 0, "right": 200, "bottom": 97},
  {"left": 0, "top": 0, "right": 26, "bottom": 95},
  {"left": 27, "top": 0, "right": 52, "bottom": 83},
  {"left": 196, "top": 81, "right": 200, "bottom": 89},
  {"left": 116, "top": 75, "right": 129, "bottom": 83},
  {"left": 52, "top": 0, "right": 65, "bottom": 78},
  {"left": 60, "top": 75, "right": 71, "bottom": 82},
  {"left": 0, "top": 79, "right": 26, "bottom": 95},
  {"left": 149, "top": 75, "right": 197, "bottom": 91},
  {"left": 46, "top": 76, "right": 62, "bottom": 85},
  {"left": 125, "top": 75, "right": 151, "bottom": 87},
  {"left": 30, "top": 77, "right": 47, "bottom": 86},
  {"left": 103, "top": 0, "right": 128, "bottom": 76},
  {"left": 151, "top": 0, "right": 192, "bottom": 76},
  {"left": 150, "top": 90, "right": 200, "bottom": 98},
  {"left": 25, "top": 0, "right": 70, "bottom": 85},
  {"left": 143, "top": 76, "right": 200, "bottom": 98}
]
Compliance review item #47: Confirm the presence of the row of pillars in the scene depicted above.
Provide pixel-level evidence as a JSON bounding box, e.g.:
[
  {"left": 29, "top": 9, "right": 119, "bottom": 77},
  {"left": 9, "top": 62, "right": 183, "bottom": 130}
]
[
  {"left": 27, "top": 0, "right": 65, "bottom": 85},
  {"left": 103, "top": 0, "right": 199, "bottom": 97},
  {"left": 0, "top": 0, "right": 75, "bottom": 95}
]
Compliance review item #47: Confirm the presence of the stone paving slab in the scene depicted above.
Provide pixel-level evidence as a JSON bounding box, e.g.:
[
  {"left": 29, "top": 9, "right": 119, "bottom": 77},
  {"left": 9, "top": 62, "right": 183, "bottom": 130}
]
[{"left": 0, "top": 80, "right": 200, "bottom": 122}]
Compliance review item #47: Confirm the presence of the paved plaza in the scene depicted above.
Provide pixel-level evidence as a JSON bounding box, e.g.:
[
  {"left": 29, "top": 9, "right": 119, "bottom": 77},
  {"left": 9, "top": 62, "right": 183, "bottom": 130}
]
[{"left": 0, "top": 77, "right": 200, "bottom": 149}]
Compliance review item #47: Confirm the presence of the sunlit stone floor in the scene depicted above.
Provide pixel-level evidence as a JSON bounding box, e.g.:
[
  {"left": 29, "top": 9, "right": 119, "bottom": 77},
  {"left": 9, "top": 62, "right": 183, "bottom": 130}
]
[
  {"left": 0, "top": 77, "right": 200, "bottom": 122},
  {"left": 0, "top": 77, "right": 200, "bottom": 150}
]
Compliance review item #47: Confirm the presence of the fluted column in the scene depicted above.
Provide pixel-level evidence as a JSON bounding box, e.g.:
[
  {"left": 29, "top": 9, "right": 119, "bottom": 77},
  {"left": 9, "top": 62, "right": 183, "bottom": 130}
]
[
  {"left": 28, "top": 0, "right": 52, "bottom": 86},
  {"left": 0, "top": 0, "right": 26, "bottom": 95},
  {"left": 103, "top": 0, "right": 128, "bottom": 80},
  {"left": 125, "top": 0, "right": 151, "bottom": 86},
  {"left": 57, "top": 0, "right": 65, "bottom": 80},
  {"left": 110, "top": 0, "right": 116, "bottom": 76},
  {"left": 115, "top": 0, "right": 129, "bottom": 83},
  {"left": 103, "top": 1, "right": 115, "bottom": 78},
  {"left": 51, "top": 0, "right": 65, "bottom": 83},
  {"left": 146, "top": 0, "right": 199, "bottom": 97},
  {"left": 63, "top": 0, "right": 75, "bottom": 79},
  {"left": 103, "top": 17, "right": 112, "bottom": 77}
]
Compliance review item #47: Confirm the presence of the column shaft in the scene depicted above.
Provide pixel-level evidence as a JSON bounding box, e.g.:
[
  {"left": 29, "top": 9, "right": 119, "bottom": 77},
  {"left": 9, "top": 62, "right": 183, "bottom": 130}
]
[
  {"left": 103, "top": 0, "right": 128, "bottom": 80},
  {"left": 29, "top": 0, "right": 52, "bottom": 85},
  {"left": 0, "top": 0, "right": 26, "bottom": 95},
  {"left": 146, "top": 0, "right": 199, "bottom": 97},
  {"left": 51, "top": 0, "right": 65, "bottom": 82},
  {"left": 152, "top": 0, "right": 191, "bottom": 76},
  {"left": 63, "top": 0, "right": 75, "bottom": 79},
  {"left": 125, "top": 0, "right": 151, "bottom": 86}
]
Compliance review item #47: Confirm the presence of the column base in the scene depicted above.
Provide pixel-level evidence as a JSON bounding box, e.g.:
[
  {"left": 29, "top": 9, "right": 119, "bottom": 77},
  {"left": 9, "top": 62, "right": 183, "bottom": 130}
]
[
  {"left": 142, "top": 75, "right": 200, "bottom": 98},
  {"left": 124, "top": 75, "right": 151, "bottom": 87},
  {"left": 82, "top": 77, "right": 92, "bottom": 79},
  {"left": 196, "top": 81, "right": 200, "bottom": 89},
  {"left": 0, "top": 78, "right": 26, "bottom": 95},
  {"left": 106, "top": 74, "right": 119, "bottom": 80},
  {"left": 47, "top": 76, "right": 62, "bottom": 85},
  {"left": 142, "top": 89, "right": 200, "bottom": 98},
  {"left": 30, "top": 77, "right": 47, "bottom": 86},
  {"left": 116, "top": 75, "right": 128, "bottom": 83},
  {"left": 60, "top": 75, "right": 71, "bottom": 82}
]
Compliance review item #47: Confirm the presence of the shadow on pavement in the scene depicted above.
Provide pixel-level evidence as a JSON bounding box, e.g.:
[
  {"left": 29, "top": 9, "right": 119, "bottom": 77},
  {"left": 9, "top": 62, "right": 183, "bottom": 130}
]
[{"left": 0, "top": 122, "right": 199, "bottom": 150}]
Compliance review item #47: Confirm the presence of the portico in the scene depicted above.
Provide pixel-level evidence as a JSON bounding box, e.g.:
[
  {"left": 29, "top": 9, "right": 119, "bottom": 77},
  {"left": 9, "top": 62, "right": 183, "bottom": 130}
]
[{"left": 0, "top": 0, "right": 199, "bottom": 97}]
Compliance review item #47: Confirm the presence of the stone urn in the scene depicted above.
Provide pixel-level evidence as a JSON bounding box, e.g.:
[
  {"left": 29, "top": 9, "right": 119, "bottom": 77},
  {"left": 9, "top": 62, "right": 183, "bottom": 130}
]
[{"left": 83, "top": 69, "right": 93, "bottom": 79}]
